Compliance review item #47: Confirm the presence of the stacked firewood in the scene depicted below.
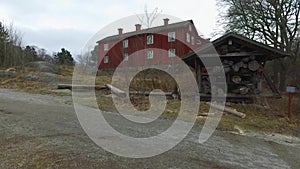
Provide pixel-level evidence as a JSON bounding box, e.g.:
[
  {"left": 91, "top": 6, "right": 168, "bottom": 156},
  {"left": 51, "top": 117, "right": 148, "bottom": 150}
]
[{"left": 202, "top": 56, "right": 263, "bottom": 95}]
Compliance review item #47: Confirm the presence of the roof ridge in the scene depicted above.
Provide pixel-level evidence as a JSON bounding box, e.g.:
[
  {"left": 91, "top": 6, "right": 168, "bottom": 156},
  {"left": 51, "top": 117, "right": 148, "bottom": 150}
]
[{"left": 97, "top": 20, "right": 193, "bottom": 43}]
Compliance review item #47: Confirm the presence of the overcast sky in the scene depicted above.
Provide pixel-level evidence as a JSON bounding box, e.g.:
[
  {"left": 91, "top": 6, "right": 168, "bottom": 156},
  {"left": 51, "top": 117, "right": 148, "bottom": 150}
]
[{"left": 0, "top": 0, "right": 219, "bottom": 56}]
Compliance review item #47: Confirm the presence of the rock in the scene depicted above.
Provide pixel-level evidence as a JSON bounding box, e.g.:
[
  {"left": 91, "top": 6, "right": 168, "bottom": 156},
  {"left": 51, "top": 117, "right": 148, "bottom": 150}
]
[
  {"left": 5, "top": 68, "right": 16, "bottom": 73},
  {"left": 24, "top": 73, "right": 40, "bottom": 81},
  {"left": 25, "top": 61, "right": 59, "bottom": 74},
  {"left": 24, "top": 72, "right": 61, "bottom": 83},
  {"left": 51, "top": 89, "right": 72, "bottom": 94},
  {"left": 0, "top": 72, "right": 17, "bottom": 78}
]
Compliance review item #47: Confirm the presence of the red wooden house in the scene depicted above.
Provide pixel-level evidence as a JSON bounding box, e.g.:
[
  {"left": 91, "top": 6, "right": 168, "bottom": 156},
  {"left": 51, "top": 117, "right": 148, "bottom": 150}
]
[{"left": 97, "top": 19, "right": 204, "bottom": 69}]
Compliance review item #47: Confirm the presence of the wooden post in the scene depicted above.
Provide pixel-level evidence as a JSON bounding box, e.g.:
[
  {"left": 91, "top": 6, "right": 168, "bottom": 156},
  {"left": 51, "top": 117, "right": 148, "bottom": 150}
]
[
  {"left": 286, "top": 86, "right": 296, "bottom": 120},
  {"left": 288, "top": 93, "right": 292, "bottom": 119},
  {"left": 195, "top": 58, "right": 201, "bottom": 92}
]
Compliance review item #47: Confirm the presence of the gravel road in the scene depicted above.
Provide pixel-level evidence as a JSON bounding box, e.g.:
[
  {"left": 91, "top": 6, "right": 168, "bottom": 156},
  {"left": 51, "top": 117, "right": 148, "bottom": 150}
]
[{"left": 0, "top": 88, "right": 299, "bottom": 169}]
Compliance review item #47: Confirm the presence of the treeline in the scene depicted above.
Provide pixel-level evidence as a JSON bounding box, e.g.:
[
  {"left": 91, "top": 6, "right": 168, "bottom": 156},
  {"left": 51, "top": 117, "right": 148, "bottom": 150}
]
[
  {"left": 0, "top": 22, "right": 46, "bottom": 68},
  {"left": 0, "top": 22, "right": 75, "bottom": 68},
  {"left": 217, "top": 0, "right": 300, "bottom": 90}
]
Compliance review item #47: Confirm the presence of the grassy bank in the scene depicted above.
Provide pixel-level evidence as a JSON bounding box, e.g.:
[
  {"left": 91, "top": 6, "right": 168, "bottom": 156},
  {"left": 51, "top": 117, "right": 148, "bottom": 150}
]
[{"left": 1, "top": 67, "right": 299, "bottom": 136}]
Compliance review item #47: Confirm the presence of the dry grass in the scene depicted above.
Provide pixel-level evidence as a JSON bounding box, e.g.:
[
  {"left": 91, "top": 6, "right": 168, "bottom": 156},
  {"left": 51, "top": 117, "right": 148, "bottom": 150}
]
[
  {"left": 0, "top": 66, "right": 73, "bottom": 95},
  {"left": 196, "top": 98, "right": 300, "bottom": 135},
  {"left": 0, "top": 75, "right": 48, "bottom": 93},
  {"left": 1, "top": 67, "right": 299, "bottom": 136}
]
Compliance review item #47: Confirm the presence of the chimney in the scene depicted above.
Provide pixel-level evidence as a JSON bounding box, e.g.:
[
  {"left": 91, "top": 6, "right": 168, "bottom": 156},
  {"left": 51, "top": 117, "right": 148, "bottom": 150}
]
[
  {"left": 135, "top": 24, "right": 141, "bottom": 31},
  {"left": 163, "top": 18, "right": 169, "bottom": 26},
  {"left": 118, "top": 28, "right": 123, "bottom": 35}
]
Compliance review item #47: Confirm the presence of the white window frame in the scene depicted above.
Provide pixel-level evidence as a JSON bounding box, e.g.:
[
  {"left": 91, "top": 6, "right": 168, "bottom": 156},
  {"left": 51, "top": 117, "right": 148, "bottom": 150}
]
[
  {"left": 186, "top": 33, "right": 190, "bottom": 43},
  {"left": 168, "top": 48, "right": 176, "bottom": 57},
  {"left": 146, "top": 50, "right": 154, "bottom": 59},
  {"left": 189, "top": 25, "right": 192, "bottom": 32},
  {"left": 123, "top": 39, "right": 128, "bottom": 48},
  {"left": 197, "top": 39, "right": 202, "bottom": 45},
  {"left": 104, "top": 55, "right": 109, "bottom": 63},
  {"left": 124, "top": 53, "right": 128, "bottom": 61},
  {"left": 191, "top": 36, "right": 195, "bottom": 45},
  {"left": 147, "top": 35, "right": 154, "bottom": 45},
  {"left": 104, "top": 43, "right": 109, "bottom": 51},
  {"left": 168, "top": 32, "right": 176, "bottom": 42}
]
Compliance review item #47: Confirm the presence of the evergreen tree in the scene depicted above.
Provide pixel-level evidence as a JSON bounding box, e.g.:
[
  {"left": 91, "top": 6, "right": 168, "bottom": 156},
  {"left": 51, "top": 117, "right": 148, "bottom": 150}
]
[{"left": 54, "top": 48, "right": 74, "bottom": 65}]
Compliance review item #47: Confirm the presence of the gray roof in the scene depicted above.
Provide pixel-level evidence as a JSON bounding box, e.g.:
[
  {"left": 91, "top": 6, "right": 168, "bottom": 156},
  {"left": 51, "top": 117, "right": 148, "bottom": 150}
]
[
  {"left": 213, "top": 32, "right": 290, "bottom": 57},
  {"left": 97, "top": 20, "right": 194, "bottom": 43},
  {"left": 182, "top": 32, "right": 291, "bottom": 61}
]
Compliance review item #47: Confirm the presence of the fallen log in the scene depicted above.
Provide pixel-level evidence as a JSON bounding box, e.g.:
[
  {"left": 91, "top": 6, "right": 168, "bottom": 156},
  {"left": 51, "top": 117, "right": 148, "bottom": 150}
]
[
  {"left": 57, "top": 84, "right": 107, "bottom": 90},
  {"left": 106, "top": 84, "right": 126, "bottom": 97},
  {"left": 129, "top": 91, "right": 173, "bottom": 97},
  {"left": 206, "top": 102, "right": 246, "bottom": 118}
]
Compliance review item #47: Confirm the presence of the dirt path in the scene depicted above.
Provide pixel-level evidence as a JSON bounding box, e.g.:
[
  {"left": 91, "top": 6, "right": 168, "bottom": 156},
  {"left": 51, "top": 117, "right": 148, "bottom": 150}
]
[{"left": 0, "top": 88, "right": 299, "bottom": 168}]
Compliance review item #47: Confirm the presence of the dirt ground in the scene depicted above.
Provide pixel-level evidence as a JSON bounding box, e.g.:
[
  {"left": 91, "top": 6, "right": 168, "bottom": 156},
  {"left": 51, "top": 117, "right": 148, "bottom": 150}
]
[{"left": 0, "top": 88, "right": 300, "bottom": 169}]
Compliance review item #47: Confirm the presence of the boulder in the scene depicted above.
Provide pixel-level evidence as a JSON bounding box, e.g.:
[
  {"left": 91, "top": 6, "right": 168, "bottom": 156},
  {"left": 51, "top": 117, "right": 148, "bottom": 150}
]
[{"left": 25, "top": 61, "right": 59, "bottom": 74}]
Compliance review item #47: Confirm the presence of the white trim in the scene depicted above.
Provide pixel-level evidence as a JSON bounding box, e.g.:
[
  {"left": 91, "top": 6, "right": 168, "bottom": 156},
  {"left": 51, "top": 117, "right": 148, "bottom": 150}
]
[
  {"left": 168, "top": 32, "right": 176, "bottom": 42},
  {"left": 186, "top": 33, "right": 190, "bottom": 43},
  {"left": 147, "top": 35, "right": 154, "bottom": 45},
  {"left": 104, "top": 55, "right": 109, "bottom": 63},
  {"left": 123, "top": 39, "right": 128, "bottom": 48},
  {"left": 168, "top": 48, "right": 176, "bottom": 57},
  {"left": 191, "top": 36, "right": 195, "bottom": 45},
  {"left": 146, "top": 50, "right": 154, "bottom": 59},
  {"left": 124, "top": 53, "right": 128, "bottom": 61},
  {"left": 104, "top": 43, "right": 109, "bottom": 51}
]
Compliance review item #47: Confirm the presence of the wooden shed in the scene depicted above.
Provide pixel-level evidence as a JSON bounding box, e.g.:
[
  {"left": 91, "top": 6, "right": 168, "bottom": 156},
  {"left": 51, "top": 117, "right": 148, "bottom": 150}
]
[{"left": 183, "top": 33, "right": 290, "bottom": 102}]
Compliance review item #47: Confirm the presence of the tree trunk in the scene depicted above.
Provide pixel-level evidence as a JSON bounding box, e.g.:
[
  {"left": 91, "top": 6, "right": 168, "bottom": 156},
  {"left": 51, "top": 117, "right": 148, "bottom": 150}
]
[
  {"left": 279, "top": 70, "right": 287, "bottom": 91},
  {"left": 272, "top": 62, "right": 279, "bottom": 88}
]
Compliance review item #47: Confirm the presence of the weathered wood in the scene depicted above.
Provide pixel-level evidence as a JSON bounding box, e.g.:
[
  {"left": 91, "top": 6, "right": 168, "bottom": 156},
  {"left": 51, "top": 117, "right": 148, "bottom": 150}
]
[
  {"left": 195, "top": 58, "right": 202, "bottom": 92},
  {"left": 106, "top": 84, "right": 126, "bottom": 96},
  {"left": 262, "top": 72, "right": 281, "bottom": 97},
  {"left": 57, "top": 84, "right": 107, "bottom": 90},
  {"left": 207, "top": 102, "right": 246, "bottom": 118},
  {"left": 129, "top": 91, "right": 173, "bottom": 97}
]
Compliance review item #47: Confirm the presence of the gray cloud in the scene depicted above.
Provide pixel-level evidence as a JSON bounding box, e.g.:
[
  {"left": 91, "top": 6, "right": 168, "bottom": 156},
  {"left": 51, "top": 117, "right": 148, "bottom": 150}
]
[
  {"left": 22, "top": 27, "right": 94, "bottom": 55},
  {"left": 0, "top": 0, "right": 218, "bottom": 56}
]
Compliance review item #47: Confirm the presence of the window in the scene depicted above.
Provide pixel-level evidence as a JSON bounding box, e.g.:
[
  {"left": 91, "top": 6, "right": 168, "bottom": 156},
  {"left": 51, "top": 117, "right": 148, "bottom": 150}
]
[
  {"left": 146, "top": 50, "right": 154, "bottom": 59},
  {"left": 197, "top": 39, "right": 202, "bottom": 45},
  {"left": 168, "top": 49, "right": 176, "bottom": 57},
  {"left": 104, "top": 43, "right": 109, "bottom": 51},
  {"left": 124, "top": 53, "right": 128, "bottom": 61},
  {"left": 123, "top": 39, "right": 128, "bottom": 48},
  {"left": 104, "top": 55, "right": 109, "bottom": 63},
  {"left": 191, "top": 36, "right": 195, "bottom": 45},
  {"left": 189, "top": 25, "right": 192, "bottom": 31},
  {"left": 186, "top": 33, "right": 190, "bottom": 43},
  {"left": 147, "top": 35, "right": 154, "bottom": 45},
  {"left": 168, "top": 32, "right": 176, "bottom": 42}
]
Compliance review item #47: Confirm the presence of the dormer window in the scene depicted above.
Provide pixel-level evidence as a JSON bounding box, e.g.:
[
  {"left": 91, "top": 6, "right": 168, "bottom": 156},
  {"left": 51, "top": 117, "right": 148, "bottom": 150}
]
[{"left": 147, "top": 35, "right": 154, "bottom": 45}]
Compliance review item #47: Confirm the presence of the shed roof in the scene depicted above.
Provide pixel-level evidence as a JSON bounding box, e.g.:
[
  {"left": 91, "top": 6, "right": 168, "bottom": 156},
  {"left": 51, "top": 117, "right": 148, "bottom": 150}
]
[{"left": 182, "top": 32, "right": 291, "bottom": 62}]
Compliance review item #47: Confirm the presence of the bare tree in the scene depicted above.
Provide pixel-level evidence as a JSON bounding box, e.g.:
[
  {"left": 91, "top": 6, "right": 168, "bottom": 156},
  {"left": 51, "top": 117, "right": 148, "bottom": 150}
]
[
  {"left": 134, "top": 6, "right": 162, "bottom": 92},
  {"left": 137, "top": 5, "right": 162, "bottom": 29},
  {"left": 217, "top": 0, "right": 300, "bottom": 90}
]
